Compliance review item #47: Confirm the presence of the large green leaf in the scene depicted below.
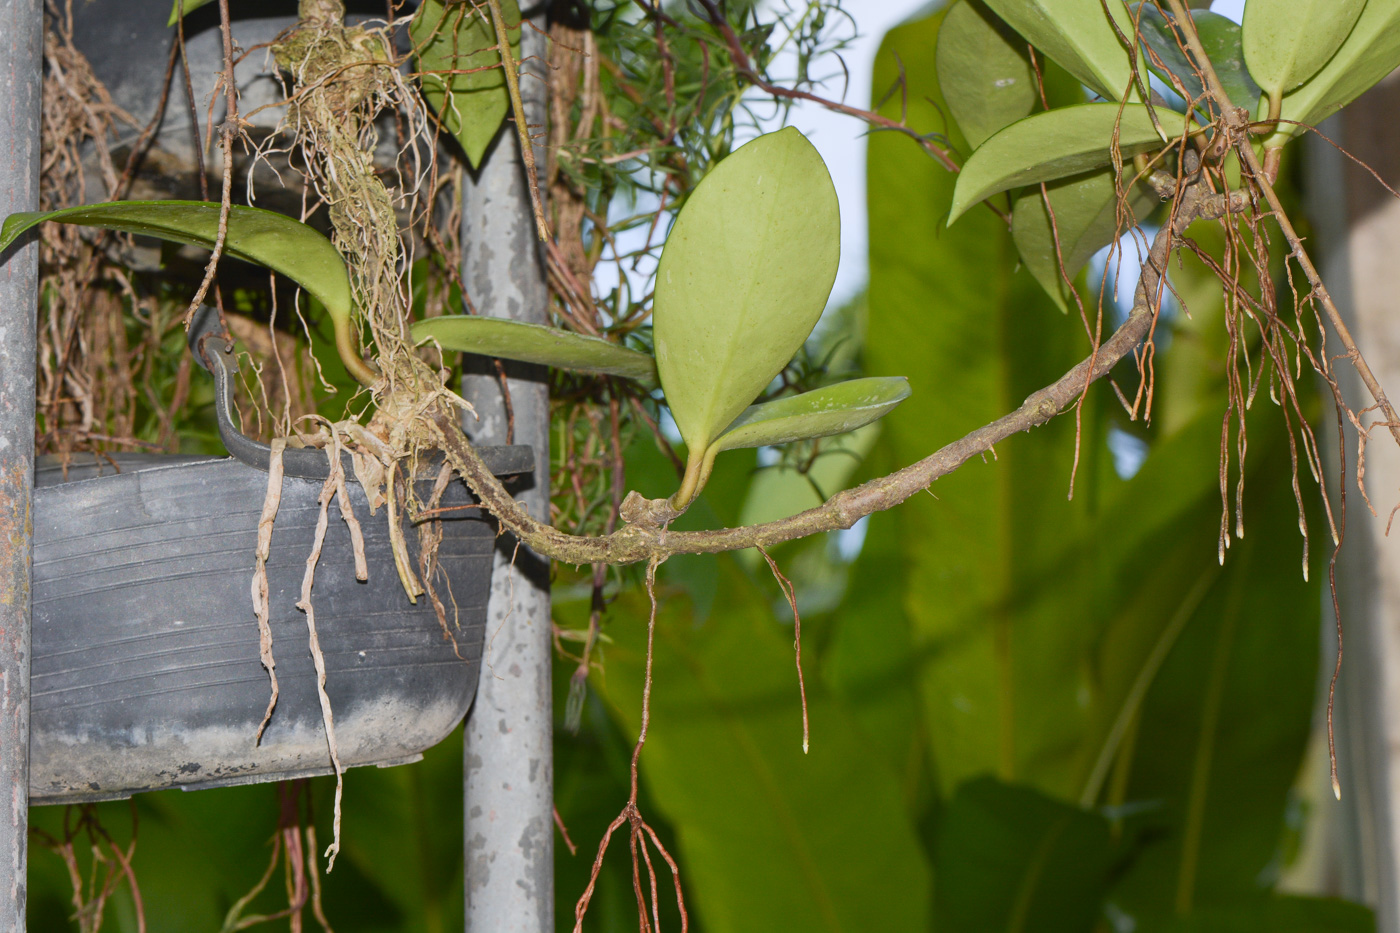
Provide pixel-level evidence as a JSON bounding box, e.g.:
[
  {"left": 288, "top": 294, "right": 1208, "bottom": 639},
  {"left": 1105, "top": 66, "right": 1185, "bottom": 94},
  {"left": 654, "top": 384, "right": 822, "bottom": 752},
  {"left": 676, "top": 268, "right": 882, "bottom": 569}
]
[
  {"left": 0, "top": 201, "right": 374, "bottom": 385},
  {"left": 411, "top": 315, "right": 658, "bottom": 384},
  {"left": 410, "top": 0, "right": 520, "bottom": 169},
  {"left": 653, "top": 127, "right": 840, "bottom": 475},
  {"left": 1011, "top": 168, "right": 1159, "bottom": 311},
  {"left": 1135, "top": 5, "right": 1261, "bottom": 111},
  {"left": 1242, "top": 0, "right": 1366, "bottom": 98},
  {"left": 1136, "top": 897, "right": 1375, "bottom": 932},
  {"left": 936, "top": 777, "right": 1113, "bottom": 933},
  {"left": 949, "top": 103, "right": 1173, "bottom": 222},
  {"left": 587, "top": 559, "right": 932, "bottom": 932},
  {"left": 869, "top": 8, "right": 1112, "bottom": 798},
  {"left": 980, "top": 0, "right": 1138, "bottom": 102},
  {"left": 1106, "top": 424, "right": 1322, "bottom": 916},
  {"left": 1269, "top": 0, "right": 1400, "bottom": 144},
  {"left": 710, "top": 377, "right": 910, "bottom": 454},
  {"left": 937, "top": 0, "right": 1040, "bottom": 150}
]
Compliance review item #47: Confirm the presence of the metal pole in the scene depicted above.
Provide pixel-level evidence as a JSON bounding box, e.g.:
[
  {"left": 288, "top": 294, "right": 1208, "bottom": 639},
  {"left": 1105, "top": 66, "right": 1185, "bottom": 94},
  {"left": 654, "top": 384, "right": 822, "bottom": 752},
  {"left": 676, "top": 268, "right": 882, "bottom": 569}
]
[
  {"left": 460, "top": 17, "right": 553, "bottom": 933},
  {"left": 0, "top": 0, "right": 42, "bottom": 927}
]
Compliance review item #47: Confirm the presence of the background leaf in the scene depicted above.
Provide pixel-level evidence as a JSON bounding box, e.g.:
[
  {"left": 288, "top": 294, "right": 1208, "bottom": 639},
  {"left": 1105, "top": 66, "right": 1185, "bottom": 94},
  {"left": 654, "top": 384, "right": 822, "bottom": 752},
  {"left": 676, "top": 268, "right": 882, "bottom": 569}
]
[
  {"left": 937, "top": 0, "right": 1040, "bottom": 149},
  {"left": 869, "top": 8, "right": 1112, "bottom": 799},
  {"left": 1135, "top": 896, "right": 1374, "bottom": 932},
  {"left": 1242, "top": 0, "right": 1366, "bottom": 97},
  {"left": 653, "top": 127, "right": 840, "bottom": 457},
  {"left": 1011, "top": 169, "right": 1159, "bottom": 311},
  {"left": 935, "top": 777, "right": 1112, "bottom": 933},
  {"left": 410, "top": 0, "right": 520, "bottom": 169},
  {"left": 411, "top": 315, "right": 658, "bottom": 383},
  {"left": 950, "top": 103, "right": 1170, "bottom": 221},
  {"left": 980, "top": 0, "right": 1138, "bottom": 102},
  {"left": 586, "top": 558, "right": 933, "bottom": 933},
  {"left": 710, "top": 377, "right": 910, "bottom": 453}
]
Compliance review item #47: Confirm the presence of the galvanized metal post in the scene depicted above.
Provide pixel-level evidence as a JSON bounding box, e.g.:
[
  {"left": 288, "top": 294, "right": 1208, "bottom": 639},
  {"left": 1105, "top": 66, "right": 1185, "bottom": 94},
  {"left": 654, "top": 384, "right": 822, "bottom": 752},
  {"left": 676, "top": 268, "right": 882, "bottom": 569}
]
[
  {"left": 459, "top": 17, "right": 553, "bottom": 933},
  {"left": 0, "top": 0, "right": 42, "bottom": 927}
]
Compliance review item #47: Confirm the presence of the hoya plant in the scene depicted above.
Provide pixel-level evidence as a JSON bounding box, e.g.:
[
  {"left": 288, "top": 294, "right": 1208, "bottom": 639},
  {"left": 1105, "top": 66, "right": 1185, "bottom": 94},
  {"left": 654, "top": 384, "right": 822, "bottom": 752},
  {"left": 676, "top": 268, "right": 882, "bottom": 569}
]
[{"left": 12, "top": 0, "right": 1400, "bottom": 927}]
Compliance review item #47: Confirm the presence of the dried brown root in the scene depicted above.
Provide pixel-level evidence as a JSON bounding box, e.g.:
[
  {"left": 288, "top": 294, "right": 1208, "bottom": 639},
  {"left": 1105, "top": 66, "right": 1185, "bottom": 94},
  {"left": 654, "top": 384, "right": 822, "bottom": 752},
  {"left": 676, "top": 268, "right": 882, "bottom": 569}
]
[{"left": 253, "top": 439, "right": 288, "bottom": 745}]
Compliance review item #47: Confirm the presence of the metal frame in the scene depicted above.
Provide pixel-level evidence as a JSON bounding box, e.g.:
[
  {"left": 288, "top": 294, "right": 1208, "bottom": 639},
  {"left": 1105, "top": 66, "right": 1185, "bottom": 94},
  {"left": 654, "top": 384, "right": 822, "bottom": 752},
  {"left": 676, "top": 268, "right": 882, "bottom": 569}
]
[
  {"left": 0, "top": 0, "right": 42, "bottom": 926},
  {"left": 459, "top": 16, "right": 554, "bottom": 933}
]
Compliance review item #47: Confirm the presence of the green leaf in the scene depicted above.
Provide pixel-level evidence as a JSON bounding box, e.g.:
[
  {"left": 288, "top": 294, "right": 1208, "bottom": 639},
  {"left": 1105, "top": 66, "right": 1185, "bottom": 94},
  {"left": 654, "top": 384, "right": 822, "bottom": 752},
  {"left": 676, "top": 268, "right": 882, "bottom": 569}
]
[
  {"left": 1107, "top": 421, "right": 1322, "bottom": 914},
  {"left": 0, "top": 200, "right": 374, "bottom": 385},
  {"left": 587, "top": 559, "right": 932, "bottom": 932},
  {"left": 1243, "top": 0, "right": 1366, "bottom": 98},
  {"left": 980, "top": 0, "right": 1138, "bottom": 102},
  {"left": 936, "top": 777, "right": 1113, "bottom": 933},
  {"left": 167, "top": 0, "right": 215, "bottom": 26},
  {"left": 1011, "top": 168, "right": 1159, "bottom": 311},
  {"left": 1270, "top": 0, "right": 1400, "bottom": 144},
  {"left": 410, "top": 0, "right": 520, "bottom": 169},
  {"left": 410, "top": 315, "right": 658, "bottom": 384},
  {"left": 654, "top": 126, "right": 840, "bottom": 462},
  {"left": 949, "top": 103, "right": 1173, "bottom": 222},
  {"left": 869, "top": 9, "right": 1113, "bottom": 798},
  {"left": 709, "top": 377, "right": 910, "bottom": 454},
  {"left": 1136, "top": 897, "right": 1374, "bottom": 932},
  {"left": 937, "top": 0, "right": 1040, "bottom": 150},
  {"left": 1135, "top": 5, "right": 1261, "bottom": 111}
]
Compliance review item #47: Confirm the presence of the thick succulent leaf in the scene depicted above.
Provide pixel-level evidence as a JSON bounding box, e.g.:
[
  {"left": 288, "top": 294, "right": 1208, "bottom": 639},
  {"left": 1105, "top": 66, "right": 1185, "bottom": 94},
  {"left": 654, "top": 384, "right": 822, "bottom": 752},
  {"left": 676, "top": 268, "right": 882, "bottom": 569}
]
[
  {"left": 709, "top": 377, "right": 910, "bottom": 454},
  {"left": 1012, "top": 168, "right": 1160, "bottom": 311},
  {"left": 410, "top": 316, "right": 657, "bottom": 383},
  {"left": 1243, "top": 0, "right": 1366, "bottom": 98},
  {"left": 981, "top": 0, "right": 1138, "bottom": 102},
  {"left": 935, "top": 778, "right": 1113, "bottom": 933},
  {"left": 410, "top": 0, "right": 520, "bottom": 169},
  {"left": 949, "top": 103, "right": 1171, "bottom": 222},
  {"left": 937, "top": 0, "right": 1040, "bottom": 149},
  {"left": 1270, "top": 0, "right": 1400, "bottom": 144},
  {"left": 1136, "top": 5, "right": 1261, "bottom": 111},
  {"left": 653, "top": 126, "right": 840, "bottom": 456},
  {"left": 167, "top": 0, "right": 216, "bottom": 26},
  {"left": 0, "top": 201, "right": 351, "bottom": 317},
  {"left": 0, "top": 201, "right": 374, "bottom": 384}
]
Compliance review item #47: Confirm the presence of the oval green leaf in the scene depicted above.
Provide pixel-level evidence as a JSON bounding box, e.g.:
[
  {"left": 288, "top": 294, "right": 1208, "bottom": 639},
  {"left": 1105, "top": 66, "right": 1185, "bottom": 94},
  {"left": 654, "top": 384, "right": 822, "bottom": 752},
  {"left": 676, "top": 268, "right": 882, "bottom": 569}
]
[
  {"left": 980, "top": 0, "right": 1138, "bottom": 102},
  {"left": 167, "top": 0, "right": 217, "bottom": 26},
  {"left": 410, "top": 0, "right": 520, "bottom": 169},
  {"left": 1011, "top": 169, "right": 1160, "bottom": 311},
  {"left": 411, "top": 316, "right": 657, "bottom": 383},
  {"left": 1243, "top": 0, "right": 1366, "bottom": 98},
  {"left": 1270, "top": 0, "right": 1400, "bottom": 145},
  {"left": 1136, "top": 4, "right": 1261, "bottom": 111},
  {"left": 709, "top": 377, "right": 911, "bottom": 454},
  {"left": 937, "top": 0, "right": 1039, "bottom": 150},
  {"left": 0, "top": 201, "right": 374, "bottom": 385},
  {"left": 654, "top": 126, "right": 840, "bottom": 457},
  {"left": 949, "top": 103, "right": 1172, "bottom": 222}
]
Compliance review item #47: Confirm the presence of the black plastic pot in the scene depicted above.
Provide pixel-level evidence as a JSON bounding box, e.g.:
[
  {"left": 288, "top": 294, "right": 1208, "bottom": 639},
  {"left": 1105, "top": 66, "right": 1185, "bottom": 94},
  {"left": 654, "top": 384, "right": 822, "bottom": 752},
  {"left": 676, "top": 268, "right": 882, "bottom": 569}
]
[{"left": 28, "top": 311, "right": 529, "bottom": 803}]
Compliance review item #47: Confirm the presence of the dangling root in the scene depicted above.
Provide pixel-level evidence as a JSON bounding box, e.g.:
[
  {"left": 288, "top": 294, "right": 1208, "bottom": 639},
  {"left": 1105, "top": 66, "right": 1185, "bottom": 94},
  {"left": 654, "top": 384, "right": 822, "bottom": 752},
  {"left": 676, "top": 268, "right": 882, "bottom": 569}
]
[
  {"left": 296, "top": 428, "right": 356, "bottom": 870},
  {"left": 572, "top": 559, "right": 690, "bottom": 933},
  {"left": 252, "top": 439, "right": 288, "bottom": 744}
]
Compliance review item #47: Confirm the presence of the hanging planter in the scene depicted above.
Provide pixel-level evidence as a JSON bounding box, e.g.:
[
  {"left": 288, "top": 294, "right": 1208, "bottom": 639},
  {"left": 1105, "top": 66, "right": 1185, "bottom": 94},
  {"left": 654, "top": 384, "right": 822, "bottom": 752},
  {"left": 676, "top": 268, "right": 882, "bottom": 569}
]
[{"left": 28, "top": 310, "right": 532, "bottom": 803}]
